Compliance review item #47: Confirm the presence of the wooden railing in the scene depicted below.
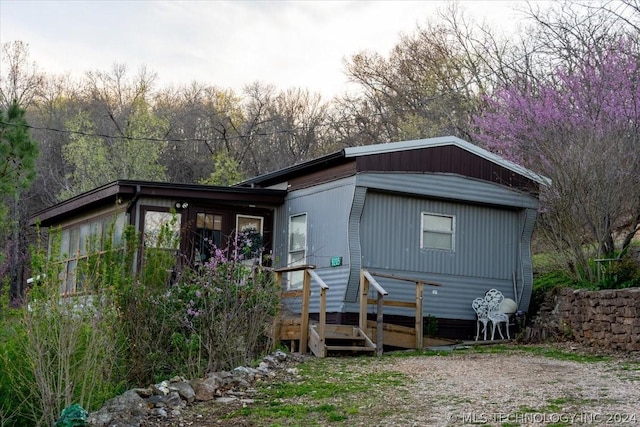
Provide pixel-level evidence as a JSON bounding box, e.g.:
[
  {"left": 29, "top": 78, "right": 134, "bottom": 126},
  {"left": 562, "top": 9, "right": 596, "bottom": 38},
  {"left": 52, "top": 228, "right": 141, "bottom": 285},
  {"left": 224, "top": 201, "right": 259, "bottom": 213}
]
[
  {"left": 274, "top": 265, "right": 328, "bottom": 354},
  {"left": 359, "top": 270, "right": 388, "bottom": 356},
  {"left": 364, "top": 271, "right": 441, "bottom": 350},
  {"left": 275, "top": 266, "right": 440, "bottom": 355}
]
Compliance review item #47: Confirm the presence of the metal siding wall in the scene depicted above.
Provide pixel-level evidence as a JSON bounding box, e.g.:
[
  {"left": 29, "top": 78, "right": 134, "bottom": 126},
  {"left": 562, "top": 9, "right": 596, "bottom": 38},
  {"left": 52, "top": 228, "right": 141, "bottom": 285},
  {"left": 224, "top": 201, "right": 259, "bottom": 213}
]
[
  {"left": 361, "top": 192, "right": 520, "bottom": 280},
  {"left": 358, "top": 191, "right": 525, "bottom": 321},
  {"left": 272, "top": 177, "right": 356, "bottom": 312}
]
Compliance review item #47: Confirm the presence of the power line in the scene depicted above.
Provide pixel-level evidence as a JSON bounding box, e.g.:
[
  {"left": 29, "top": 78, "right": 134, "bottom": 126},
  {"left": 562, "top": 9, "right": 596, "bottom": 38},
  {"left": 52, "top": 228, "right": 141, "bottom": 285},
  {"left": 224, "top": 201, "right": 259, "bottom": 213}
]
[
  {"left": 0, "top": 119, "right": 341, "bottom": 143},
  {"left": 0, "top": 110, "right": 385, "bottom": 144}
]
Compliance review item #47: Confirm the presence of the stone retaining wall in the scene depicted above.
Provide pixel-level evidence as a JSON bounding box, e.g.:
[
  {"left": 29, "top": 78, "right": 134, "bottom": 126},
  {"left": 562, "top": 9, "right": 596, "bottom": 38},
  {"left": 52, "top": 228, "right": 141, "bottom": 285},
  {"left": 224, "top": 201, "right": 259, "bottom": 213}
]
[{"left": 556, "top": 287, "right": 640, "bottom": 351}]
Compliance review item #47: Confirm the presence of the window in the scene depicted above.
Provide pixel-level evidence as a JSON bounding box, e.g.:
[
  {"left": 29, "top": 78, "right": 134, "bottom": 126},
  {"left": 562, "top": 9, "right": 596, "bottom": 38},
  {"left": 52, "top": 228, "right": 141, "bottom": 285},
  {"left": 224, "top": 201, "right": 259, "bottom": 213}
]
[
  {"left": 236, "top": 215, "right": 264, "bottom": 235},
  {"left": 421, "top": 213, "right": 455, "bottom": 251},
  {"left": 287, "top": 213, "right": 307, "bottom": 290},
  {"left": 195, "top": 212, "right": 222, "bottom": 261},
  {"left": 143, "top": 211, "right": 181, "bottom": 249},
  {"left": 236, "top": 215, "right": 264, "bottom": 263},
  {"left": 55, "top": 212, "right": 126, "bottom": 294},
  {"left": 142, "top": 209, "right": 182, "bottom": 284}
]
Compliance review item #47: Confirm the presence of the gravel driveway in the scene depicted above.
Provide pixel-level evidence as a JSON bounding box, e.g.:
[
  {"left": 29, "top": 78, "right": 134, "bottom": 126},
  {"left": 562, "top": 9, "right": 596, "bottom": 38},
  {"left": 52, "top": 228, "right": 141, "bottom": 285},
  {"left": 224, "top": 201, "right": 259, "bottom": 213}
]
[
  {"left": 381, "top": 350, "right": 640, "bottom": 426},
  {"left": 143, "top": 344, "right": 640, "bottom": 426}
]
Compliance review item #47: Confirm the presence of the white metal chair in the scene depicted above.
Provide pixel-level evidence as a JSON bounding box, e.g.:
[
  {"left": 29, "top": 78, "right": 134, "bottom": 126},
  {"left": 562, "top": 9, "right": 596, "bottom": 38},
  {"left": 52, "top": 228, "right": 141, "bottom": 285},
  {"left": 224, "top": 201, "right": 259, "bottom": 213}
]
[
  {"left": 485, "top": 288, "right": 510, "bottom": 340},
  {"left": 472, "top": 297, "right": 490, "bottom": 341}
]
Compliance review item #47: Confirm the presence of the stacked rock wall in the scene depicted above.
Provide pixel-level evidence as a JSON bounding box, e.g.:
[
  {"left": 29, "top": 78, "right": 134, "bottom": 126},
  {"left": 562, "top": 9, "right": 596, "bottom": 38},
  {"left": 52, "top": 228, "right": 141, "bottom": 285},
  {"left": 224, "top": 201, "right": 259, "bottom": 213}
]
[{"left": 556, "top": 287, "right": 640, "bottom": 351}]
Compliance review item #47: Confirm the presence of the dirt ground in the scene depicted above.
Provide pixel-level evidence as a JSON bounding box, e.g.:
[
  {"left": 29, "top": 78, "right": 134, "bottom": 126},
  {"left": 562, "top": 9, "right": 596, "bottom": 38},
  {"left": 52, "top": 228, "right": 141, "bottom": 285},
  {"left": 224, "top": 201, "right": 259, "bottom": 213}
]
[{"left": 141, "top": 343, "right": 640, "bottom": 427}]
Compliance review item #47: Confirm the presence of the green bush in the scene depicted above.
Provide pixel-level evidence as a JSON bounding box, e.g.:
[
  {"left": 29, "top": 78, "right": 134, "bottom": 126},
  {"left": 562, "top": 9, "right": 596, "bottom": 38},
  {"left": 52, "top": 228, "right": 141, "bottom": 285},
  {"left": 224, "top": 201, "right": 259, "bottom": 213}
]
[
  {"left": 596, "top": 256, "right": 640, "bottom": 290},
  {"left": 0, "top": 290, "right": 33, "bottom": 427},
  {"left": 1, "top": 222, "right": 280, "bottom": 424},
  {"left": 115, "top": 228, "right": 280, "bottom": 382}
]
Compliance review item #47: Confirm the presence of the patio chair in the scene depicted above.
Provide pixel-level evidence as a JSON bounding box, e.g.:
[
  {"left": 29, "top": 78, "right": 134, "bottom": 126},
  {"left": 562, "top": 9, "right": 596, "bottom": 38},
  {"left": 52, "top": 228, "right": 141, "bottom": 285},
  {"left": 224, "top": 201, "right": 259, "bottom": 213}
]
[
  {"left": 472, "top": 297, "right": 490, "bottom": 341},
  {"left": 485, "top": 288, "right": 510, "bottom": 340}
]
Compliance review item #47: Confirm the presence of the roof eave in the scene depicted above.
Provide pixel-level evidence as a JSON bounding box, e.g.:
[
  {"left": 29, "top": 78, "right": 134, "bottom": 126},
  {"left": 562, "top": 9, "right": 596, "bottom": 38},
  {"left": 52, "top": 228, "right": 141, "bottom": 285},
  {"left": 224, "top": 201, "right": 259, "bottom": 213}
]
[
  {"left": 30, "top": 180, "right": 287, "bottom": 227},
  {"left": 237, "top": 150, "right": 346, "bottom": 187}
]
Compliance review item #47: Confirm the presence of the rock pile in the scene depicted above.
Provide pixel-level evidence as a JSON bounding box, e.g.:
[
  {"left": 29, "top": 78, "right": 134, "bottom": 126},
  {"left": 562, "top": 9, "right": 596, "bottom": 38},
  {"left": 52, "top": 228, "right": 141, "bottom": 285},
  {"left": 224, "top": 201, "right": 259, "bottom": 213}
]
[
  {"left": 88, "top": 350, "right": 305, "bottom": 427},
  {"left": 523, "top": 290, "right": 565, "bottom": 342}
]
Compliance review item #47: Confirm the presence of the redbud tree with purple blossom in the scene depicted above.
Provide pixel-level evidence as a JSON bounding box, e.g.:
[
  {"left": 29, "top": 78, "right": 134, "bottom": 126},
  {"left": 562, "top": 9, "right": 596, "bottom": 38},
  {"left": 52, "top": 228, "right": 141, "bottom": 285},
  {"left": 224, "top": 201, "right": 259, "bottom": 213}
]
[{"left": 474, "top": 38, "right": 640, "bottom": 283}]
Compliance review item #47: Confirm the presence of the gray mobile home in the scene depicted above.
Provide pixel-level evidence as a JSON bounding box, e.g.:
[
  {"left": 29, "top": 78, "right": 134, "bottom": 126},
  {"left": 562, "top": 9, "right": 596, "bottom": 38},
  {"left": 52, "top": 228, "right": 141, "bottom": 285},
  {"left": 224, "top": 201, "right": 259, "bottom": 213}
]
[
  {"left": 30, "top": 136, "right": 545, "bottom": 341},
  {"left": 240, "top": 136, "right": 546, "bottom": 339}
]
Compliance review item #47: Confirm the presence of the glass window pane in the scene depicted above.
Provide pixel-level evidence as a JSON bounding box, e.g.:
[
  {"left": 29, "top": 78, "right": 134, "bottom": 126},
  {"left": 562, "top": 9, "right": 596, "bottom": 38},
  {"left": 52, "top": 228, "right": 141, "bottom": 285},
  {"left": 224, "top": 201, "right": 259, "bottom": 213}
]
[
  {"left": 144, "top": 211, "right": 181, "bottom": 249},
  {"left": 80, "top": 223, "right": 90, "bottom": 255},
  {"left": 69, "top": 228, "right": 79, "bottom": 256},
  {"left": 76, "top": 259, "right": 87, "bottom": 293},
  {"left": 213, "top": 215, "right": 222, "bottom": 231},
  {"left": 65, "top": 260, "right": 77, "bottom": 294},
  {"left": 112, "top": 213, "right": 125, "bottom": 247},
  {"left": 196, "top": 213, "right": 205, "bottom": 229},
  {"left": 90, "top": 220, "right": 102, "bottom": 251},
  {"left": 289, "top": 250, "right": 306, "bottom": 264},
  {"left": 423, "top": 232, "right": 453, "bottom": 250},
  {"left": 203, "top": 214, "right": 214, "bottom": 230},
  {"left": 59, "top": 229, "right": 70, "bottom": 259},
  {"left": 422, "top": 213, "right": 454, "bottom": 250},
  {"left": 424, "top": 215, "right": 452, "bottom": 232},
  {"left": 237, "top": 215, "right": 263, "bottom": 234},
  {"left": 289, "top": 214, "right": 306, "bottom": 251},
  {"left": 288, "top": 252, "right": 306, "bottom": 290}
]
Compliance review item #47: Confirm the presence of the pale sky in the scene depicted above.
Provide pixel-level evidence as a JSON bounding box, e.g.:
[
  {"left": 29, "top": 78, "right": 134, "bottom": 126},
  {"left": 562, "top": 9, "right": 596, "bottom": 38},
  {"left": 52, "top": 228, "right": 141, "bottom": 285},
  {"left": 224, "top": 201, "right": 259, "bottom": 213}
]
[{"left": 0, "top": 1, "right": 533, "bottom": 99}]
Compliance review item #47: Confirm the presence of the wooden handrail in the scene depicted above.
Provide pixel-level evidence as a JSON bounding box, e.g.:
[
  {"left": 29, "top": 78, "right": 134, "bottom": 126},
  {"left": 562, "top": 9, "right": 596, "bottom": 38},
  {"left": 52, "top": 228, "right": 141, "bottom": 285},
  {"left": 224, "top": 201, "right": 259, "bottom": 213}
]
[
  {"left": 366, "top": 272, "right": 442, "bottom": 349},
  {"left": 275, "top": 265, "right": 328, "bottom": 355},
  {"left": 274, "top": 264, "right": 317, "bottom": 274},
  {"left": 363, "top": 270, "right": 389, "bottom": 296},
  {"left": 370, "top": 271, "right": 442, "bottom": 287},
  {"left": 307, "top": 269, "right": 329, "bottom": 290},
  {"left": 360, "top": 270, "right": 387, "bottom": 356},
  {"left": 306, "top": 268, "right": 329, "bottom": 357}
]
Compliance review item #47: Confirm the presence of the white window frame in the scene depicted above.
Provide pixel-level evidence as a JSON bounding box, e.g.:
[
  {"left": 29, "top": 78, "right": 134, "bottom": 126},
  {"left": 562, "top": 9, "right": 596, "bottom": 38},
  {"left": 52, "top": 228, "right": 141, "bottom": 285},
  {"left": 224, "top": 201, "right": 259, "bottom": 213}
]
[
  {"left": 287, "top": 213, "right": 307, "bottom": 290},
  {"left": 420, "top": 212, "right": 455, "bottom": 251}
]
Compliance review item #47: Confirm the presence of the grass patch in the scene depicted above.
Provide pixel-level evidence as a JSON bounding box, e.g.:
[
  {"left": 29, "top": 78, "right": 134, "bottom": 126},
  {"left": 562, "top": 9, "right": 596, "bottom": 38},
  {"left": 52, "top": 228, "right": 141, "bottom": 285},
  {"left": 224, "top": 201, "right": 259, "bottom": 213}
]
[
  {"left": 514, "top": 346, "right": 610, "bottom": 363},
  {"left": 224, "top": 357, "right": 410, "bottom": 425},
  {"left": 385, "top": 349, "right": 454, "bottom": 357},
  {"left": 458, "top": 344, "right": 610, "bottom": 363}
]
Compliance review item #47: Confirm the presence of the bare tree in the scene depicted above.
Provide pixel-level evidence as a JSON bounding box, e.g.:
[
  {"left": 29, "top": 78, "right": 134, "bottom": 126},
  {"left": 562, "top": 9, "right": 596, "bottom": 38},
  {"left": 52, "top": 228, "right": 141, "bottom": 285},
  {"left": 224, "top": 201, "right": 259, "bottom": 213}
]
[
  {"left": 59, "top": 64, "right": 169, "bottom": 199},
  {"left": 333, "top": 3, "right": 509, "bottom": 147},
  {"left": 237, "top": 83, "right": 329, "bottom": 177},
  {"left": 0, "top": 41, "right": 45, "bottom": 110}
]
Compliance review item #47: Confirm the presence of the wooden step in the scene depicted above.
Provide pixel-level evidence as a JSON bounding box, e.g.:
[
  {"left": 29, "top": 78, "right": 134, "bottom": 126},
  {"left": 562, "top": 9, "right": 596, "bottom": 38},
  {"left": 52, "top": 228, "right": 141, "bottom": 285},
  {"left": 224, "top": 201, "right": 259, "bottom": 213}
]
[
  {"left": 325, "top": 345, "right": 376, "bottom": 352},
  {"left": 308, "top": 324, "right": 377, "bottom": 357},
  {"left": 324, "top": 333, "right": 367, "bottom": 341}
]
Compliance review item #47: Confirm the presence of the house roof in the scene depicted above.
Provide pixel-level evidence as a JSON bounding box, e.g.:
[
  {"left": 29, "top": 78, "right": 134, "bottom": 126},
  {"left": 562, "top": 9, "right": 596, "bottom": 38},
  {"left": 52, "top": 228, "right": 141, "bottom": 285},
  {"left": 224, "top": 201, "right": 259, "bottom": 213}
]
[
  {"left": 30, "top": 180, "right": 287, "bottom": 227},
  {"left": 238, "top": 136, "right": 550, "bottom": 188}
]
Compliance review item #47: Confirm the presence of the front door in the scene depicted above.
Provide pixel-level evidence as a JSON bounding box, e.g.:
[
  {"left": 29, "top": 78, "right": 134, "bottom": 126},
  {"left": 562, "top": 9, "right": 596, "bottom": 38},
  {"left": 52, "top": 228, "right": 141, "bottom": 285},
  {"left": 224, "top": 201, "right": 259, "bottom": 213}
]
[{"left": 192, "top": 210, "right": 224, "bottom": 263}]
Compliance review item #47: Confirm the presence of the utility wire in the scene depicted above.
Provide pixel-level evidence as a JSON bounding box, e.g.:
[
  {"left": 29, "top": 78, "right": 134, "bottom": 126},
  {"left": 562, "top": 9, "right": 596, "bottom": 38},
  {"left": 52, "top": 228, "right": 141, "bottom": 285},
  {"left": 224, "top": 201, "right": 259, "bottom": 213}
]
[{"left": 0, "top": 111, "right": 382, "bottom": 143}]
